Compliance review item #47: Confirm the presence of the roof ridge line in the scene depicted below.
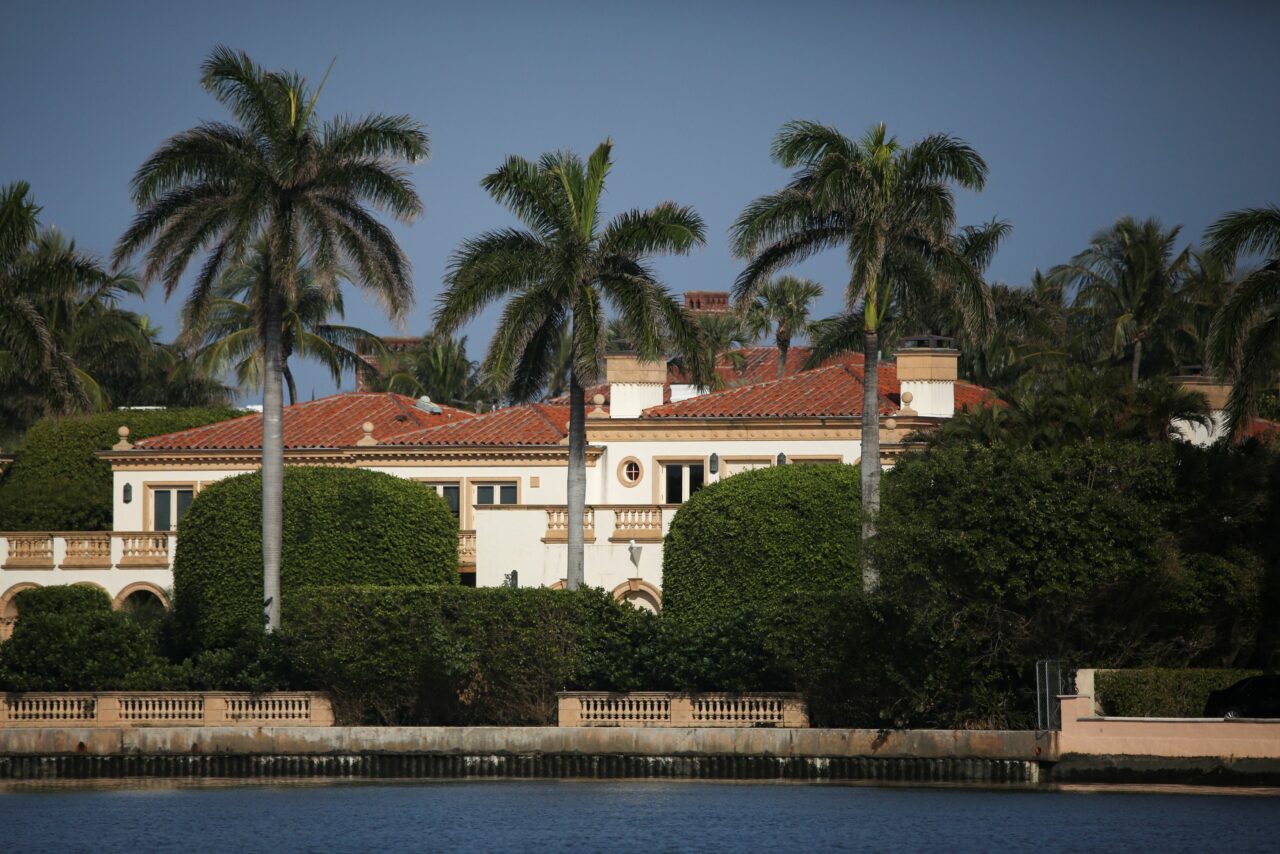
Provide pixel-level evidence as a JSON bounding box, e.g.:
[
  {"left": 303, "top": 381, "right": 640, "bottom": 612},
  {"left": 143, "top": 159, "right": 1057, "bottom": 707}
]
[{"left": 530, "top": 403, "right": 568, "bottom": 436}]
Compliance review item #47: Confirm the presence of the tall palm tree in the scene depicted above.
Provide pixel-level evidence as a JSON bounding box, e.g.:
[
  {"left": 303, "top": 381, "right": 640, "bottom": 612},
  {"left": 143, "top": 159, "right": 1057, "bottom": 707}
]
[
  {"left": 1, "top": 183, "right": 156, "bottom": 426},
  {"left": 1051, "top": 217, "right": 1190, "bottom": 386},
  {"left": 182, "top": 243, "right": 384, "bottom": 404},
  {"left": 1206, "top": 205, "right": 1280, "bottom": 435},
  {"left": 113, "top": 47, "right": 427, "bottom": 631},
  {"left": 435, "top": 140, "right": 704, "bottom": 590},
  {"left": 740, "top": 275, "right": 822, "bottom": 378},
  {"left": 730, "top": 121, "right": 992, "bottom": 587}
]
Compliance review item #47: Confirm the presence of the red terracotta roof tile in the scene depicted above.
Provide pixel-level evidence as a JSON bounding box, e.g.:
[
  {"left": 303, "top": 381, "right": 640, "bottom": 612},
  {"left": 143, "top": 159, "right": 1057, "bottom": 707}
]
[
  {"left": 387, "top": 403, "right": 571, "bottom": 447},
  {"left": 136, "top": 393, "right": 474, "bottom": 450}
]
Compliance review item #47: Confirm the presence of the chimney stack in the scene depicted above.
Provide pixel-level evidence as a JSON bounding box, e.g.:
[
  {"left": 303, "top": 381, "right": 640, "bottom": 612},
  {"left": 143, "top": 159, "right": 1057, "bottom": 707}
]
[
  {"left": 894, "top": 335, "right": 958, "bottom": 418},
  {"left": 684, "top": 291, "right": 729, "bottom": 315},
  {"left": 606, "top": 354, "right": 666, "bottom": 418}
]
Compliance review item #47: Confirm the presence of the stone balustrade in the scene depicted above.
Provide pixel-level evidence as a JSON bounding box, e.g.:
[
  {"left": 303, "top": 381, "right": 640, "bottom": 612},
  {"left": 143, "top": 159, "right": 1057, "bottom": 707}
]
[
  {"left": 610, "top": 507, "right": 664, "bottom": 542},
  {"left": 458, "top": 530, "right": 477, "bottom": 566},
  {"left": 558, "top": 692, "right": 809, "bottom": 728},
  {"left": 543, "top": 507, "right": 596, "bottom": 543},
  {"left": 0, "top": 692, "right": 335, "bottom": 727},
  {"left": 0, "top": 532, "right": 175, "bottom": 572}
]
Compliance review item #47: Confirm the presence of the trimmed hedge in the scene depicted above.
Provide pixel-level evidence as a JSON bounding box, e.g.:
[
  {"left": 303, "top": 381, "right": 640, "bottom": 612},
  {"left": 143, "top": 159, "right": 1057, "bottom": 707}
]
[
  {"left": 174, "top": 468, "right": 459, "bottom": 650},
  {"left": 661, "top": 464, "right": 861, "bottom": 631},
  {"left": 0, "top": 586, "right": 169, "bottom": 691},
  {"left": 1096, "top": 669, "right": 1264, "bottom": 718},
  {"left": 0, "top": 407, "right": 240, "bottom": 531},
  {"left": 286, "top": 585, "right": 647, "bottom": 725}
]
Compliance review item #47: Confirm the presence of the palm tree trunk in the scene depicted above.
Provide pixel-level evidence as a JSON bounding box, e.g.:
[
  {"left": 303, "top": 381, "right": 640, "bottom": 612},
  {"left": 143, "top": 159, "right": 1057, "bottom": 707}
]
[
  {"left": 777, "top": 333, "right": 790, "bottom": 379},
  {"left": 284, "top": 364, "right": 298, "bottom": 406},
  {"left": 1131, "top": 336, "right": 1143, "bottom": 387},
  {"left": 566, "top": 370, "right": 587, "bottom": 591},
  {"left": 860, "top": 329, "right": 881, "bottom": 592},
  {"left": 261, "top": 289, "right": 284, "bottom": 632}
]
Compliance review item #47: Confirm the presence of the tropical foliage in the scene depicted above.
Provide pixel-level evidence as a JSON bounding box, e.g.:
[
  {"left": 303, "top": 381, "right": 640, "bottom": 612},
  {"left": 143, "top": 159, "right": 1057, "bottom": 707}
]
[
  {"left": 730, "top": 121, "right": 998, "bottom": 586},
  {"left": 435, "top": 140, "right": 705, "bottom": 589},
  {"left": 113, "top": 46, "right": 428, "bottom": 631}
]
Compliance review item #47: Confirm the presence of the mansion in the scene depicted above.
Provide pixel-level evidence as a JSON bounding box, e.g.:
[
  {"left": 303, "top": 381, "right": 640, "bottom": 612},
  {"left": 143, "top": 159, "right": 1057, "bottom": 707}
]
[{"left": 1, "top": 324, "right": 1248, "bottom": 630}]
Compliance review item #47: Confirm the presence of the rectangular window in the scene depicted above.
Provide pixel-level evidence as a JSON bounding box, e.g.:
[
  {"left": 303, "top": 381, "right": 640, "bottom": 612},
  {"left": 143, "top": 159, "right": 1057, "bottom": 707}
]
[
  {"left": 475, "top": 482, "right": 517, "bottom": 506},
  {"left": 422, "top": 482, "right": 462, "bottom": 518},
  {"left": 151, "top": 486, "right": 194, "bottom": 531},
  {"left": 662, "top": 463, "right": 706, "bottom": 504}
]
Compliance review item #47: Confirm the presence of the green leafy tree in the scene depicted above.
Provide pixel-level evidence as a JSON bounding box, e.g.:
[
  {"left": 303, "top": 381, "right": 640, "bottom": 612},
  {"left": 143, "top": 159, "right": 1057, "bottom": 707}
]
[
  {"left": 436, "top": 140, "right": 705, "bottom": 590},
  {"left": 113, "top": 46, "right": 427, "bottom": 631},
  {"left": 181, "top": 241, "right": 384, "bottom": 404},
  {"left": 1051, "top": 217, "right": 1190, "bottom": 386},
  {"left": 730, "top": 121, "right": 993, "bottom": 586},
  {"left": 740, "top": 275, "right": 822, "bottom": 378},
  {"left": 1206, "top": 205, "right": 1280, "bottom": 435}
]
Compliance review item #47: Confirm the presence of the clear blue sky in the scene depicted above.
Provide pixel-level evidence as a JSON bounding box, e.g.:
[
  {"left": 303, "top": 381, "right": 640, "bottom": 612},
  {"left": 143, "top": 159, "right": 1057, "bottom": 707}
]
[{"left": 4, "top": 0, "right": 1278, "bottom": 402}]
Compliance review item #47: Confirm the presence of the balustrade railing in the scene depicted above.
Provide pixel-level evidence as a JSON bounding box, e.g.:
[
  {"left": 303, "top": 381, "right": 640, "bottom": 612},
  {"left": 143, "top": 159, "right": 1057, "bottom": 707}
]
[
  {"left": 115, "top": 533, "right": 172, "bottom": 567},
  {"left": 61, "top": 533, "right": 112, "bottom": 568},
  {"left": 0, "top": 693, "right": 335, "bottom": 727},
  {"left": 558, "top": 693, "right": 808, "bottom": 728},
  {"left": 458, "top": 530, "right": 477, "bottom": 565},
  {"left": 610, "top": 507, "right": 664, "bottom": 542},
  {"left": 543, "top": 507, "right": 596, "bottom": 543},
  {"left": 3, "top": 534, "right": 54, "bottom": 569}
]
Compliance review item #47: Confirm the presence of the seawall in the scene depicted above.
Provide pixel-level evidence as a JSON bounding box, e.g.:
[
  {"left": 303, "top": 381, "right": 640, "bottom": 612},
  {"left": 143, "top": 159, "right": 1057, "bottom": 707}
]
[{"left": 1, "top": 726, "right": 1275, "bottom": 786}]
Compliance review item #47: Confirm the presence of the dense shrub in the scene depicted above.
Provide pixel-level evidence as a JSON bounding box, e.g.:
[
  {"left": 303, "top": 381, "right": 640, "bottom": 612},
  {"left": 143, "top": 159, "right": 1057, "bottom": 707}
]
[
  {"left": 286, "top": 585, "right": 646, "bottom": 725},
  {"left": 862, "top": 441, "right": 1266, "bottom": 728},
  {"left": 0, "top": 407, "right": 240, "bottom": 530},
  {"left": 1096, "top": 668, "right": 1264, "bottom": 717},
  {"left": 0, "top": 586, "right": 170, "bottom": 691},
  {"left": 662, "top": 464, "right": 860, "bottom": 631},
  {"left": 174, "top": 468, "right": 459, "bottom": 650}
]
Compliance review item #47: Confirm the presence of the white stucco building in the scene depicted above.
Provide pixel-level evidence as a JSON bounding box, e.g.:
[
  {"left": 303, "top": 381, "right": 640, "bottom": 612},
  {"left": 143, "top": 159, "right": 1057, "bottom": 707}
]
[{"left": 1, "top": 334, "right": 995, "bottom": 629}]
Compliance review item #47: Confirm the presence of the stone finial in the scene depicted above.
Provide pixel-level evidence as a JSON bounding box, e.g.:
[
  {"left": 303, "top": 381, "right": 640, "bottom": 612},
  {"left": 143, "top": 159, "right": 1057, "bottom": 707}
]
[
  {"left": 112, "top": 425, "right": 133, "bottom": 451},
  {"left": 899, "top": 390, "right": 917, "bottom": 417},
  {"left": 884, "top": 417, "right": 897, "bottom": 433},
  {"left": 356, "top": 421, "right": 377, "bottom": 447},
  {"left": 587, "top": 393, "right": 609, "bottom": 419}
]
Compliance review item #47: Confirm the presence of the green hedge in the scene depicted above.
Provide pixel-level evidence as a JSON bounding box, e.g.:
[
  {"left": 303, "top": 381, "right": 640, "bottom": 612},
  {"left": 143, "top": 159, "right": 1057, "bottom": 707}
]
[
  {"left": 0, "top": 407, "right": 240, "bottom": 531},
  {"left": 661, "top": 464, "right": 861, "bottom": 632},
  {"left": 286, "top": 585, "right": 646, "bottom": 725},
  {"left": 0, "top": 586, "right": 170, "bottom": 691},
  {"left": 1096, "top": 669, "right": 1264, "bottom": 717},
  {"left": 174, "top": 467, "right": 459, "bottom": 650}
]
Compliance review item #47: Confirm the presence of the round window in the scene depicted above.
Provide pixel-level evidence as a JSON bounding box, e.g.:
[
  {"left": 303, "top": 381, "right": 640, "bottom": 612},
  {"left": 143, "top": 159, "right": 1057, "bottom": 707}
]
[{"left": 623, "top": 461, "right": 641, "bottom": 483}]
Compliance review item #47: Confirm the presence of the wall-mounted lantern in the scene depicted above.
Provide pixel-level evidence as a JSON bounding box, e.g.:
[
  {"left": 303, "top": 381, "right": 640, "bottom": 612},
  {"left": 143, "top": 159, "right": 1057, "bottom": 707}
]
[
  {"left": 123, "top": 483, "right": 133, "bottom": 504},
  {"left": 709, "top": 452, "right": 720, "bottom": 475},
  {"left": 776, "top": 452, "right": 787, "bottom": 465}
]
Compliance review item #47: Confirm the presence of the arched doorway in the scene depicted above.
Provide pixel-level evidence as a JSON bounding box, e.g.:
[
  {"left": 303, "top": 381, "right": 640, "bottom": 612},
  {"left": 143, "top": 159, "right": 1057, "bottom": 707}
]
[
  {"left": 0, "top": 582, "right": 40, "bottom": 641},
  {"left": 113, "top": 583, "right": 171, "bottom": 624},
  {"left": 611, "top": 579, "right": 662, "bottom": 613}
]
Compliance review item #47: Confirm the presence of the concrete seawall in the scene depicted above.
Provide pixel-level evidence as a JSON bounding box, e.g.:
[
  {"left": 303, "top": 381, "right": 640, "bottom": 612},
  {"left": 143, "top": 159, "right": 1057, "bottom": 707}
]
[
  {"left": 0, "top": 726, "right": 1047, "bottom": 784},
  {"left": 2, "top": 726, "right": 1275, "bottom": 785}
]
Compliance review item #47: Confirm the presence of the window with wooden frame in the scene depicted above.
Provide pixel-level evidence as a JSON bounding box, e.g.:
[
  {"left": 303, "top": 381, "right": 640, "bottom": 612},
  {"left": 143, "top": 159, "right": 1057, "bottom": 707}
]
[
  {"left": 147, "top": 484, "right": 195, "bottom": 531},
  {"left": 419, "top": 481, "right": 462, "bottom": 519},
  {"left": 473, "top": 481, "right": 518, "bottom": 507},
  {"left": 658, "top": 460, "right": 705, "bottom": 504}
]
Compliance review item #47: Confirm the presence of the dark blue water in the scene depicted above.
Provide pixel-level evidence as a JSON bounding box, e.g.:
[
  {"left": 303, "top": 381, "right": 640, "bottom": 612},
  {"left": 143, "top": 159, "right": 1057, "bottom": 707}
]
[{"left": 1, "top": 781, "right": 1276, "bottom": 852}]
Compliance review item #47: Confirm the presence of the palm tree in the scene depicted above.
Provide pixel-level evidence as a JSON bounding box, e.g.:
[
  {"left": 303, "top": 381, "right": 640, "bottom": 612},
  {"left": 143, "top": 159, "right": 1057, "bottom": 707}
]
[
  {"left": 740, "top": 275, "right": 822, "bottom": 378},
  {"left": 113, "top": 47, "right": 427, "bottom": 631},
  {"left": 0, "top": 183, "right": 157, "bottom": 427},
  {"left": 1051, "top": 217, "right": 1190, "bottom": 386},
  {"left": 182, "top": 242, "right": 384, "bottom": 404},
  {"left": 435, "top": 140, "right": 704, "bottom": 590},
  {"left": 730, "top": 121, "right": 992, "bottom": 587},
  {"left": 371, "top": 331, "right": 495, "bottom": 409},
  {"left": 1206, "top": 205, "right": 1280, "bottom": 435}
]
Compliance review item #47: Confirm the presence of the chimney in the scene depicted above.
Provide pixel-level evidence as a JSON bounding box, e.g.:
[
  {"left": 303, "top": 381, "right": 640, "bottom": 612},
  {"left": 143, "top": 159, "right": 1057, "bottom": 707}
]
[
  {"left": 606, "top": 354, "right": 666, "bottom": 418},
  {"left": 684, "top": 291, "right": 730, "bottom": 315},
  {"left": 894, "top": 335, "right": 958, "bottom": 418}
]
